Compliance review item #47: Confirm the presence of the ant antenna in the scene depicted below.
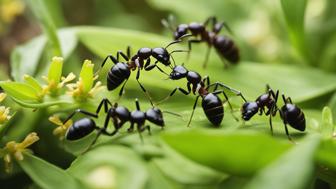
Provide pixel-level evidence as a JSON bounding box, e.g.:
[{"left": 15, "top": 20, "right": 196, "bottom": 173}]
[
  {"left": 165, "top": 34, "right": 192, "bottom": 49},
  {"left": 170, "top": 55, "right": 177, "bottom": 67},
  {"left": 162, "top": 110, "right": 183, "bottom": 118}
]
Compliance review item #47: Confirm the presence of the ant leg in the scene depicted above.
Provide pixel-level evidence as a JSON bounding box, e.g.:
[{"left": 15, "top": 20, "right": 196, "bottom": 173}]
[
  {"left": 202, "top": 76, "right": 210, "bottom": 88},
  {"left": 207, "top": 82, "right": 247, "bottom": 102},
  {"left": 187, "top": 39, "right": 202, "bottom": 60},
  {"left": 63, "top": 109, "right": 98, "bottom": 124},
  {"left": 144, "top": 63, "right": 169, "bottom": 76},
  {"left": 286, "top": 97, "right": 293, "bottom": 104},
  {"left": 187, "top": 95, "right": 201, "bottom": 127},
  {"left": 127, "top": 46, "right": 131, "bottom": 58},
  {"left": 101, "top": 55, "right": 118, "bottom": 68},
  {"left": 135, "top": 68, "right": 154, "bottom": 106},
  {"left": 157, "top": 86, "right": 190, "bottom": 104},
  {"left": 83, "top": 110, "right": 116, "bottom": 152},
  {"left": 128, "top": 122, "right": 135, "bottom": 133},
  {"left": 116, "top": 50, "right": 129, "bottom": 61},
  {"left": 139, "top": 125, "right": 151, "bottom": 135},
  {"left": 118, "top": 79, "right": 129, "bottom": 97},
  {"left": 202, "top": 46, "right": 212, "bottom": 69},
  {"left": 213, "top": 90, "right": 239, "bottom": 121},
  {"left": 135, "top": 98, "right": 141, "bottom": 110},
  {"left": 203, "top": 16, "right": 216, "bottom": 28}
]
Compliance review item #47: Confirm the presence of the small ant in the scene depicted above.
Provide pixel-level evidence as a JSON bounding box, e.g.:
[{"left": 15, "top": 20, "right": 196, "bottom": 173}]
[
  {"left": 162, "top": 16, "right": 239, "bottom": 68},
  {"left": 241, "top": 85, "right": 306, "bottom": 140},
  {"left": 63, "top": 98, "right": 165, "bottom": 149},
  {"left": 99, "top": 37, "right": 190, "bottom": 105},
  {"left": 160, "top": 65, "right": 246, "bottom": 126}
]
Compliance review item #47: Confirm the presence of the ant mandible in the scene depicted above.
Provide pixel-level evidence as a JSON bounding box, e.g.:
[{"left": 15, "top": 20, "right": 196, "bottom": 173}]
[
  {"left": 63, "top": 98, "right": 165, "bottom": 149},
  {"left": 160, "top": 65, "right": 247, "bottom": 127},
  {"left": 162, "top": 16, "right": 239, "bottom": 68},
  {"left": 99, "top": 36, "right": 190, "bottom": 105},
  {"left": 241, "top": 85, "right": 306, "bottom": 140}
]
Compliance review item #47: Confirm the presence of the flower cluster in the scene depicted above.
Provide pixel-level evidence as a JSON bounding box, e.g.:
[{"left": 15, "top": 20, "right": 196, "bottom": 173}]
[
  {"left": 0, "top": 93, "right": 11, "bottom": 125},
  {"left": 0, "top": 132, "right": 39, "bottom": 173},
  {"left": 49, "top": 115, "right": 73, "bottom": 140},
  {"left": 66, "top": 60, "right": 103, "bottom": 102},
  {"left": 0, "top": 56, "right": 104, "bottom": 105}
]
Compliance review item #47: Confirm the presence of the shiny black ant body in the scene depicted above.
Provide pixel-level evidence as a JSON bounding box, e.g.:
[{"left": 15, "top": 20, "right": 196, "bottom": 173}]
[
  {"left": 241, "top": 85, "right": 306, "bottom": 139},
  {"left": 162, "top": 16, "right": 239, "bottom": 68},
  {"left": 100, "top": 37, "right": 189, "bottom": 105},
  {"left": 63, "top": 98, "right": 164, "bottom": 148},
  {"left": 160, "top": 65, "right": 246, "bottom": 126}
]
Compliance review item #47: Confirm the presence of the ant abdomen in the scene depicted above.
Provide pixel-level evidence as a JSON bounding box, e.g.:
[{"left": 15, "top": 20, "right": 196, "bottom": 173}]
[
  {"left": 66, "top": 118, "right": 96, "bottom": 140},
  {"left": 107, "top": 63, "right": 130, "bottom": 91},
  {"left": 213, "top": 36, "right": 239, "bottom": 63},
  {"left": 202, "top": 93, "right": 224, "bottom": 126},
  {"left": 280, "top": 104, "right": 306, "bottom": 131}
]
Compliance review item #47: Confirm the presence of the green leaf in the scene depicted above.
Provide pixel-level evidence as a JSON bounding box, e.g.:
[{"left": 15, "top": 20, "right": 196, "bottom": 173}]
[
  {"left": 153, "top": 142, "right": 226, "bottom": 185},
  {"left": 23, "top": 75, "right": 43, "bottom": 92},
  {"left": 18, "top": 153, "right": 85, "bottom": 189},
  {"left": 67, "top": 146, "right": 148, "bottom": 189},
  {"left": 26, "top": 0, "right": 61, "bottom": 56},
  {"left": 161, "top": 130, "right": 291, "bottom": 176},
  {"left": 76, "top": 26, "right": 336, "bottom": 102},
  {"left": 10, "top": 36, "right": 46, "bottom": 81},
  {"left": 0, "top": 81, "right": 40, "bottom": 101},
  {"left": 243, "top": 135, "right": 320, "bottom": 189},
  {"left": 10, "top": 29, "right": 78, "bottom": 82},
  {"left": 321, "top": 107, "right": 335, "bottom": 138},
  {"left": 280, "top": 0, "right": 308, "bottom": 62}
]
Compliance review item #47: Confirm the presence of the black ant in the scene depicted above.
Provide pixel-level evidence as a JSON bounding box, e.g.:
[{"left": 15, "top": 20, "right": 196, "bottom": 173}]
[
  {"left": 162, "top": 16, "right": 239, "bottom": 68},
  {"left": 159, "top": 65, "right": 247, "bottom": 127},
  {"left": 63, "top": 98, "right": 165, "bottom": 149},
  {"left": 99, "top": 37, "right": 190, "bottom": 105},
  {"left": 241, "top": 85, "right": 306, "bottom": 140}
]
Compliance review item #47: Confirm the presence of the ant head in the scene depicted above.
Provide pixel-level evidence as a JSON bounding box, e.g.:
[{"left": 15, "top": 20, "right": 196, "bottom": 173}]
[
  {"left": 65, "top": 118, "right": 96, "bottom": 140},
  {"left": 241, "top": 102, "right": 259, "bottom": 121},
  {"left": 169, "top": 65, "right": 188, "bottom": 80},
  {"left": 174, "top": 24, "right": 189, "bottom": 40},
  {"left": 146, "top": 107, "right": 164, "bottom": 127},
  {"left": 152, "top": 47, "right": 170, "bottom": 66}
]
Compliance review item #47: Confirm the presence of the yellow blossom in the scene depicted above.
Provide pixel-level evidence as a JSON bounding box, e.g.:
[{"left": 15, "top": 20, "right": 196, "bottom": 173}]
[
  {"left": 49, "top": 115, "right": 73, "bottom": 140},
  {"left": 0, "top": 0, "right": 25, "bottom": 23},
  {"left": 1, "top": 132, "right": 39, "bottom": 173},
  {"left": 0, "top": 93, "right": 6, "bottom": 102},
  {"left": 0, "top": 106, "right": 11, "bottom": 124},
  {"left": 67, "top": 60, "right": 104, "bottom": 102}
]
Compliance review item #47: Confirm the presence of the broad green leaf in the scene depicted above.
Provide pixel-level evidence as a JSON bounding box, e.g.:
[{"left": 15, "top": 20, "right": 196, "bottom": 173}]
[
  {"left": 67, "top": 146, "right": 148, "bottom": 189},
  {"left": 161, "top": 130, "right": 291, "bottom": 176},
  {"left": 76, "top": 26, "right": 336, "bottom": 102},
  {"left": 0, "top": 82, "right": 39, "bottom": 101},
  {"left": 153, "top": 142, "right": 226, "bottom": 185},
  {"left": 280, "top": 0, "right": 308, "bottom": 62},
  {"left": 18, "top": 153, "right": 85, "bottom": 189},
  {"left": 10, "top": 36, "right": 46, "bottom": 81},
  {"left": 27, "top": 0, "right": 61, "bottom": 56},
  {"left": 10, "top": 29, "right": 78, "bottom": 82},
  {"left": 43, "top": 0, "right": 67, "bottom": 27},
  {"left": 244, "top": 135, "right": 320, "bottom": 189}
]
